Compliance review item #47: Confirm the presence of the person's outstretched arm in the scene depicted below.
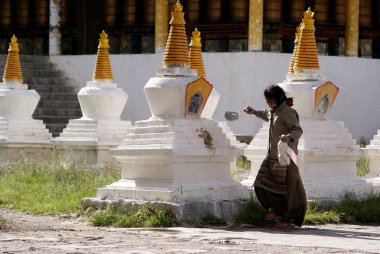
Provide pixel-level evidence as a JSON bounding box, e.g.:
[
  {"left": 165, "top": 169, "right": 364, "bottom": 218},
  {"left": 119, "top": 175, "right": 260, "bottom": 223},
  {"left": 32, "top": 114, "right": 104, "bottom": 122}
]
[{"left": 244, "top": 106, "right": 269, "bottom": 122}]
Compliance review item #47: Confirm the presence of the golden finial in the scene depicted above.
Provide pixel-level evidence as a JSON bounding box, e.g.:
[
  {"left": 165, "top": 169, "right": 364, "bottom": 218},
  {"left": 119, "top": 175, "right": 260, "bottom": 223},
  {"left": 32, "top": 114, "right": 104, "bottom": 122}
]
[
  {"left": 99, "top": 30, "right": 110, "bottom": 49},
  {"left": 293, "top": 8, "right": 319, "bottom": 72},
  {"left": 288, "top": 23, "right": 302, "bottom": 74},
  {"left": 162, "top": 0, "right": 190, "bottom": 68},
  {"left": 3, "top": 34, "right": 23, "bottom": 83},
  {"left": 93, "top": 30, "right": 113, "bottom": 81},
  {"left": 189, "top": 28, "right": 206, "bottom": 78},
  {"left": 189, "top": 28, "right": 201, "bottom": 47},
  {"left": 304, "top": 7, "right": 314, "bottom": 19},
  {"left": 10, "top": 35, "right": 20, "bottom": 52},
  {"left": 170, "top": 0, "right": 186, "bottom": 25}
]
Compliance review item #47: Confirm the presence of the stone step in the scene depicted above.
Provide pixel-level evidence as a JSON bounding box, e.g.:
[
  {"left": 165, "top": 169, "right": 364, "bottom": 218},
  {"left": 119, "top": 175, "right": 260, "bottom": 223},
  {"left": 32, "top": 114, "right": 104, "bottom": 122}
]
[
  {"left": 29, "top": 84, "right": 77, "bottom": 93},
  {"left": 38, "top": 100, "right": 80, "bottom": 109},
  {"left": 23, "top": 70, "right": 65, "bottom": 78},
  {"left": 45, "top": 123, "right": 69, "bottom": 137},
  {"left": 34, "top": 116, "right": 70, "bottom": 124},
  {"left": 25, "top": 77, "right": 74, "bottom": 86},
  {"left": 38, "top": 92, "right": 78, "bottom": 101},
  {"left": 34, "top": 108, "right": 82, "bottom": 117}
]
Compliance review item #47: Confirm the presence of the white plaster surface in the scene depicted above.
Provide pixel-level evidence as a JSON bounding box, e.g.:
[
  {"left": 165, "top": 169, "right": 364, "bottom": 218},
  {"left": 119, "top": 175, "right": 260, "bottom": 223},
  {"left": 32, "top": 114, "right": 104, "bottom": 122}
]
[
  {"left": 0, "top": 83, "right": 51, "bottom": 144},
  {"left": 99, "top": 118, "right": 247, "bottom": 204},
  {"left": 49, "top": 52, "right": 380, "bottom": 140},
  {"left": 52, "top": 81, "right": 132, "bottom": 165},
  {"left": 78, "top": 81, "right": 128, "bottom": 121}
]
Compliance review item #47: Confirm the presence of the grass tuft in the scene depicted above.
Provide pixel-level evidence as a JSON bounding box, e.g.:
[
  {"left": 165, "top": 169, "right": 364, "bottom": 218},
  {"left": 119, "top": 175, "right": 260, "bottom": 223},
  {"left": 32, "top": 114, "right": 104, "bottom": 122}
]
[
  {"left": 90, "top": 204, "right": 177, "bottom": 228},
  {"left": 235, "top": 197, "right": 267, "bottom": 226},
  {"left": 358, "top": 136, "right": 370, "bottom": 148},
  {"left": 356, "top": 155, "right": 370, "bottom": 177},
  {"left": 0, "top": 159, "right": 120, "bottom": 215},
  {"left": 0, "top": 215, "right": 5, "bottom": 226},
  {"left": 201, "top": 213, "right": 227, "bottom": 226},
  {"left": 236, "top": 193, "right": 380, "bottom": 226}
]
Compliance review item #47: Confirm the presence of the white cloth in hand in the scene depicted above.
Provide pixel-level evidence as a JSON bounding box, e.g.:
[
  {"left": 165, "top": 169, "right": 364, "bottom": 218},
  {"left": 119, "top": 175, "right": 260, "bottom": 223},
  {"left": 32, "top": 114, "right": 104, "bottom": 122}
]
[{"left": 278, "top": 140, "right": 297, "bottom": 166}]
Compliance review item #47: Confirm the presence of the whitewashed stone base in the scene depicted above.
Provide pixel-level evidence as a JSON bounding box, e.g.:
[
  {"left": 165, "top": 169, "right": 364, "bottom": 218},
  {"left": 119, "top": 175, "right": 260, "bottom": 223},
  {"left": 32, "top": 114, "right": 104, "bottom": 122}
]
[
  {"left": 0, "top": 143, "right": 52, "bottom": 163},
  {"left": 51, "top": 145, "right": 118, "bottom": 167},
  {"left": 243, "top": 118, "right": 377, "bottom": 200},
  {"left": 0, "top": 117, "right": 51, "bottom": 144},
  {"left": 85, "top": 117, "right": 249, "bottom": 222},
  {"left": 364, "top": 133, "right": 380, "bottom": 178},
  {"left": 0, "top": 83, "right": 51, "bottom": 147},
  {"left": 52, "top": 118, "right": 132, "bottom": 166}
]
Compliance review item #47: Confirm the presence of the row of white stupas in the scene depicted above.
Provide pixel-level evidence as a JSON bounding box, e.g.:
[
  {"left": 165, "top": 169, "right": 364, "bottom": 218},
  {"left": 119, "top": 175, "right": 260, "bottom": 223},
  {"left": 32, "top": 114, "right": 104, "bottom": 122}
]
[{"left": 0, "top": 2, "right": 379, "bottom": 220}]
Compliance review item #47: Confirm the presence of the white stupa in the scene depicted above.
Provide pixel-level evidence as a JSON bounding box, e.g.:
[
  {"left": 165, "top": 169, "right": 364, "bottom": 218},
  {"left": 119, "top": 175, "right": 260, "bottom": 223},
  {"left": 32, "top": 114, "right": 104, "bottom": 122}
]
[
  {"left": 52, "top": 31, "right": 132, "bottom": 166},
  {"left": 243, "top": 9, "right": 377, "bottom": 200},
  {"left": 0, "top": 35, "right": 51, "bottom": 162},
  {"left": 83, "top": 1, "right": 248, "bottom": 222}
]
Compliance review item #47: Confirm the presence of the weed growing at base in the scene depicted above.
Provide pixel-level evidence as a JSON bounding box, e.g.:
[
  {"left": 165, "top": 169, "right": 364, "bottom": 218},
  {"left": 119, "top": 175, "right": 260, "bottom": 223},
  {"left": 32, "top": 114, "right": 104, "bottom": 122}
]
[
  {"left": 0, "top": 160, "right": 120, "bottom": 215},
  {"left": 237, "top": 193, "right": 380, "bottom": 226},
  {"left": 201, "top": 213, "right": 227, "bottom": 226},
  {"left": 0, "top": 215, "right": 5, "bottom": 226},
  {"left": 90, "top": 204, "right": 177, "bottom": 227}
]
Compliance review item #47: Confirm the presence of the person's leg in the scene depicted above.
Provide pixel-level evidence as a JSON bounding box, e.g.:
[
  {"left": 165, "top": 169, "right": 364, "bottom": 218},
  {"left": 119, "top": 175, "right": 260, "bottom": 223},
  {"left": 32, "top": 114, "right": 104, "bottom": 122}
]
[{"left": 283, "top": 160, "right": 307, "bottom": 227}]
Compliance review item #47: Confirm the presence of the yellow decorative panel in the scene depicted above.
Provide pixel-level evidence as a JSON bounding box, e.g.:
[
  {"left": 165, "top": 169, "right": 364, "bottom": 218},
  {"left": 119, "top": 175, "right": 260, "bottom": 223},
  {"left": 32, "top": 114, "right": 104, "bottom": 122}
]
[
  {"left": 185, "top": 78, "right": 213, "bottom": 117},
  {"left": 314, "top": 81, "right": 339, "bottom": 120}
]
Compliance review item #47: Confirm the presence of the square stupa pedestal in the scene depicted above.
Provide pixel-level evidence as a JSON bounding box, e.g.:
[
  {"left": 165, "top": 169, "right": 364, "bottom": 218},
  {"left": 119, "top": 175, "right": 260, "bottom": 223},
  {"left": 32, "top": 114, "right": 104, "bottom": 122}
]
[
  {"left": 83, "top": 118, "right": 249, "bottom": 222},
  {"left": 0, "top": 82, "right": 52, "bottom": 163}
]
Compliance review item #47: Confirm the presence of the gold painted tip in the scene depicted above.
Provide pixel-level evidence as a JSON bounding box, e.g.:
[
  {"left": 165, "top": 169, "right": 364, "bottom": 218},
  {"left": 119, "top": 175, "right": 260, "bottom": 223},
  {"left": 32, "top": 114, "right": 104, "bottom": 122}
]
[
  {"left": 174, "top": 1, "right": 183, "bottom": 12},
  {"left": 304, "top": 7, "right": 314, "bottom": 19},
  {"left": 9, "top": 34, "right": 20, "bottom": 52},
  {"left": 189, "top": 28, "right": 201, "bottom": 47},
  {"left": 170, "top": 0, "right": 185, "bottom": 25},
  {"left": 98, "top": 30, "right": 110, "bottom": 49}
]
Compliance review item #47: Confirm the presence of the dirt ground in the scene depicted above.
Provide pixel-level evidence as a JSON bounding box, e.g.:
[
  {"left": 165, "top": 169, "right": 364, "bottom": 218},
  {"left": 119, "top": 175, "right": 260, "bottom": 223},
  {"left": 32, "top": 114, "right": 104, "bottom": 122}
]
[{"left": 1, "top": 208, "right": 379, "bottom": 254}]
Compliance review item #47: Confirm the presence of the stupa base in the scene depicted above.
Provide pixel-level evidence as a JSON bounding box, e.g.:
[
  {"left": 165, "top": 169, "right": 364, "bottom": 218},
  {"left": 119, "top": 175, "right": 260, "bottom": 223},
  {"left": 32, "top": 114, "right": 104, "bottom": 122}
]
[
  {"left": 243, "top": 119, "right": 378, "bottom": 200},
  {"left": 82, "top": 197, "right": 247, "bottom": 223},
  {"left": 84, "top": 117, "right": 249, "bottom": 221},
  {"left": 0, "top": 117, "right": 51, "bottom": 144},
  {"left": 52, "top": 118, "right": 132, "bottom": 166},
  {"left": 364, "top": 132, "right": 380, "bottom": 177},
  {"left": 0, "top": 143, "right": 52, "bottom": 164}
]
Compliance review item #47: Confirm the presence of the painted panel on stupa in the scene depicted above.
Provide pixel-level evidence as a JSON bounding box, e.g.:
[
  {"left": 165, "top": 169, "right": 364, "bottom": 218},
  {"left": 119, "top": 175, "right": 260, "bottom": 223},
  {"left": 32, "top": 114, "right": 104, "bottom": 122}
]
[
  {"left": 185, "top": 78, "right": 213, "bottom": 117},
  {"left": 314, "top": 81, "right": 339, "bottom": 120}
]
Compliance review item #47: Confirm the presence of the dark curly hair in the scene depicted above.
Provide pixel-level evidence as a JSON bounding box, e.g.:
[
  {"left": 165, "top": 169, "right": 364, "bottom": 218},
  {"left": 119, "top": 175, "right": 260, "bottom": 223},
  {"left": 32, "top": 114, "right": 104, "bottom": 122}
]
[{"left": 264, "top": 84, "right": 292, "bottom": 107}]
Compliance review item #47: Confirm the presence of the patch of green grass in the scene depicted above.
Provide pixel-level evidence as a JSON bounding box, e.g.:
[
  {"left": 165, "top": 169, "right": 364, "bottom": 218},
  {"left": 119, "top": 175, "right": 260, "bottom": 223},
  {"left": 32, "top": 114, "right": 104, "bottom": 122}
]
[
  {"left": 0, "top": 160, "right": 120, "bottom": 215},
  {"left": 90, "top": 204, "right": 177, "bottom": 228},
  {"left": 336, "top": 193, "right": 380, "bottom": 223},
  {"left": 235, "top": 155, "right": 251, "bottom": 170},
  {"left": 235, "top": 197, "right": 267, "bottom": 226},
  {"left": 201, "top": 213, "right": 227, "bottom": 226},
  {"left": 236, "top": 193, "right": 380, "bottom": 226},
  {"left": 231, "top": 155, "right": 251, "bottom": 182},
  {"left": 358, "top": 136, "right": 370, "bottom": 148},
  {"left": 0, "top": 215, "right": 5, "bottom": 226},
  {"left": 356, "top": 155, "right": 370, "bottom": 177},
  {"left": 304, "top": 202, "right": 340, "bottom": 225}
]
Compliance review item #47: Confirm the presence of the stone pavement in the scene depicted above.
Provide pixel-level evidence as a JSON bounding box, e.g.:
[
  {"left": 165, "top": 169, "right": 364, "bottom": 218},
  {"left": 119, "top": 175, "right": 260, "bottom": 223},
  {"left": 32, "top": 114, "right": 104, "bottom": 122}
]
[{"left": 1, "top": 209, "right": 379, "bottom": 253}]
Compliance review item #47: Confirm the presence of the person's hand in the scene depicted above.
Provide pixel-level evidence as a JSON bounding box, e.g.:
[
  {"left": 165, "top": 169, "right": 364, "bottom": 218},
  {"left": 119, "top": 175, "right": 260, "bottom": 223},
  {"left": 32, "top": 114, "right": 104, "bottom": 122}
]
[
  {"left": 243, "top": 106, "right": 256, "bottom": 115},
  {"left": 280, "top": 134, "right": 291, "bottom": 143}
]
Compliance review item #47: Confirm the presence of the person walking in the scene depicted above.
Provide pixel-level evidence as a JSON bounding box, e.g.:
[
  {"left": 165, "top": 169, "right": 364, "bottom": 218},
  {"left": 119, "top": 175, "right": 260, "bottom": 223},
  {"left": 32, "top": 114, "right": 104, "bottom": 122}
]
[{"left": 244, "top": 84, "right": 307, "bottom": 228}]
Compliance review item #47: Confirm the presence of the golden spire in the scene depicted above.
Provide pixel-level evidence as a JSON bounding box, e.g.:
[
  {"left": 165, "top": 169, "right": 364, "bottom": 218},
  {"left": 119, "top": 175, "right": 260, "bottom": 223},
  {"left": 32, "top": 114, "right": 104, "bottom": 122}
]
[
  {"left": 293, "top": 8, "right": 320, "bottom": 72},
  {"left": 3, "top": 35, "right": 23, "bottom": 83},
  {"left": 189, "top": 28, "right": 206, "bottom": 78},
  {"left": 288, "top": 23, "right": 302, "bottom": 74},
  {"left": 93, "top": 30, "right": 113, "bottom": 81},
  {"left": 162, "top": 0, "right": 190, "bottom": 68}
]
